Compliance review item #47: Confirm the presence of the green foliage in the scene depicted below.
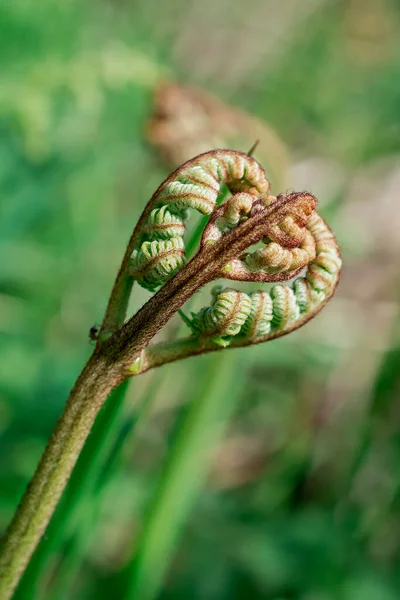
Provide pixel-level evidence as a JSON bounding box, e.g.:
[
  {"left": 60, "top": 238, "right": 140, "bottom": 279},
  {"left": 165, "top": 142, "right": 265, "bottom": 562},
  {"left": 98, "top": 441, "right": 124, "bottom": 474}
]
[
  {"left": 126, "top": 352, "right": 244, "bottom": 600},
  {"left": 1, "top": 1, "right": 400, "bottom": 599}
]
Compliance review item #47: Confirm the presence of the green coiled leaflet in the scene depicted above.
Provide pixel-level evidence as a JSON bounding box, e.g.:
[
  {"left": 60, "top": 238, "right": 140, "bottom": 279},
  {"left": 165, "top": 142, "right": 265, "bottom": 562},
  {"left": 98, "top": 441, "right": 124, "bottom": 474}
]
[
  {"left": 129, "top": 150, "right": 270, "bottom": 290},
  {"left": 188, "top": 211, "right": 341, "bottom": 347},
  {"left": 121, "top": 149, "right": 342, "bottom": 359}
]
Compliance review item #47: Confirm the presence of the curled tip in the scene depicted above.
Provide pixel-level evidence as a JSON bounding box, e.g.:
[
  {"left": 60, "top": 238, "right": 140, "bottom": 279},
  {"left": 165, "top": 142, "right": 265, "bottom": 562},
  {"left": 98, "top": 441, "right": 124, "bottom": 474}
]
[
  {"left": 125, "top": 151, "right": 339, "bottom": 350},
  {"left": 184, "top": 210, "right": 341, "bottom": 346},
  {"left": 130, "top": 149, "right": 271, "bottom": 291},
  {"left": 263, "top": 192, "right": 318, "bottom": 250},
  {"left": 276, "top": 191, "right": 317, "bottom": 226}
]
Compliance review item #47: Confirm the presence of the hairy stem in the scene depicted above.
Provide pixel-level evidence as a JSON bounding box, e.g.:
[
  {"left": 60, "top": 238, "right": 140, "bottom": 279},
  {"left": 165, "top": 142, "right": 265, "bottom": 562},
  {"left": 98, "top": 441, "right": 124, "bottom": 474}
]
[
  {"left": 0, "top": 260, "right": 208, "bottom": 597},
  {"left": 0, "top": 354, "right": 122, "bottom": 599}
]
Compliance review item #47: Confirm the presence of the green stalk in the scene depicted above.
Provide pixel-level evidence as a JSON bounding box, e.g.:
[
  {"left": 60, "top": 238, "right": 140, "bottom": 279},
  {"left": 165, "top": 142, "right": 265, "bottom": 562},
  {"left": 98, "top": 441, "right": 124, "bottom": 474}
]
[
  {"left": 125, "top": 351, "right": 245, "bottom": 600},
  {"left": 0, "top": 354, "right": 122, "bottom": 599}
]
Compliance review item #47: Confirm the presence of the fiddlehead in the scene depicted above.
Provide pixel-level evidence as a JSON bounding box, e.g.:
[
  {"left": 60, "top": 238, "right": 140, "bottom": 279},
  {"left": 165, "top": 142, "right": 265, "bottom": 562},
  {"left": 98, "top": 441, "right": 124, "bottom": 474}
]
[
  {"left": 128, "top": 150, "right": 270, "bottom": 291},
  {"left": 199, "top": 190, "right": 318, "bottom": 284},
  {"left": 189, "top": 287, "right": 253, "bottom": 347},
  {"left": 129, "top": 238, "right": 186, "bottom": 291},
  {"left": 187, "top": 210, "right": 341, "bottom": 347},
  {"left": 99, "top": 148, "right": 340, "bottom": 370}
]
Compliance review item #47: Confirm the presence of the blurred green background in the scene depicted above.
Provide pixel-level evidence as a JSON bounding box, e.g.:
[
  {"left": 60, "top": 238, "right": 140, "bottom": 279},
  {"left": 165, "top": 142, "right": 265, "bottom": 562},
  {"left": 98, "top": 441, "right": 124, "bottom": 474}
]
[{"left": 1, "top": 0, "right": 400, "bottom": 598}]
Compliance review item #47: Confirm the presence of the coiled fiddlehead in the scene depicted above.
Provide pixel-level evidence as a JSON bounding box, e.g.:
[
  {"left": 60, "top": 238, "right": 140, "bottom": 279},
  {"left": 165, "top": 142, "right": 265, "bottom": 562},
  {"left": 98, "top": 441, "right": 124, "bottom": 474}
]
[
  {"left": 190, "top": 287, "right": 253, "bottom": 347},
  {"left": 129, "top": 150, "right": 270, "bottom": 291},
  {"left": 199, "top": 189, "right": 319, "bottom": 284},
  {"left": 188, "top": 210, "right": 341, "bottom": 347},
  {"left": 100, "top": 148, "right": 341, "bottom": 369}
]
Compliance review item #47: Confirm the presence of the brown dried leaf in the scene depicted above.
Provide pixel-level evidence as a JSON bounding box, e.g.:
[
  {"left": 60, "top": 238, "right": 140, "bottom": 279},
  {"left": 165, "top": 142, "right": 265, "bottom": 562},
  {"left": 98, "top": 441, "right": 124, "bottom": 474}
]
[{"left": 146, "top": 81, "right": 289, "bottom": 188}]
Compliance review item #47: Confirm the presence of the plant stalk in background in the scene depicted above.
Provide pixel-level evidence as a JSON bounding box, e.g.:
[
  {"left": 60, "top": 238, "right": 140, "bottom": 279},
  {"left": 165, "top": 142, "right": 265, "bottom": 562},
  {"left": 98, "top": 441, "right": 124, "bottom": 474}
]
[{"left": 0, "top": 150, "right": 341, "bottom": 599}]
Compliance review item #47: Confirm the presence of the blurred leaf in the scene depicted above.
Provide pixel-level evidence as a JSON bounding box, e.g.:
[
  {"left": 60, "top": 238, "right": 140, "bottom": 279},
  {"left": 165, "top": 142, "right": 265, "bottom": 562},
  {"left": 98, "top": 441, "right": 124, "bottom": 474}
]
[{"left": 125, "top": 352, "right": 246, "bottom": 600}]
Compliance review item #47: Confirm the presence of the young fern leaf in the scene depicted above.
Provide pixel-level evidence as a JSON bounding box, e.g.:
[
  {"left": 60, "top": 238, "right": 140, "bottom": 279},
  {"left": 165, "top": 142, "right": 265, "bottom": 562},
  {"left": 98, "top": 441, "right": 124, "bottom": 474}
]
[
  {"left": 189, "top": 287, "right": 253, "bottom": 347},
  {"left": 187, "top": 211, "right": 341, "bottom": 347},
  {"left": 120, "top": 149, "right": 341, "bottom": 370},
  {"left": 130, "top": 238, "right": 186, "bottom": 291},
  {"left": 128, "top": 150, "right": 270, "bottom": 291},
  {"left": 122, "top": 152, "right": 341, "bottom": 374},
  {"left": 200, "top": 190, "right": 319, "bottom": 284}
]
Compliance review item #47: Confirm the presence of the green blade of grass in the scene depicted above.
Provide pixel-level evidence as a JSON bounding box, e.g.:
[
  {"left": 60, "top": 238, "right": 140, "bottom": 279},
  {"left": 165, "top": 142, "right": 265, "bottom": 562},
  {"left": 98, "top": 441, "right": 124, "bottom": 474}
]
[
  {"left": 338, "top": 308, "right": 400, "bottom": 524},
  {"left": 125, "top": 351, "right": 246, "bottom": 600}
]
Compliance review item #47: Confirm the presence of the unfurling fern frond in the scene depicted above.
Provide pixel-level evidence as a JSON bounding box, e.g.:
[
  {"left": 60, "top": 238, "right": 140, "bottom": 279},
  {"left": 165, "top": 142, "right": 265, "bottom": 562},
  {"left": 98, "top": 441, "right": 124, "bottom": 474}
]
[
  {"left": 130, "top": 238, "right": 185, "bottom": 291},
  {"left": 189, "top": 287, "right": 252, "bottom": 346},
  {"left": 244, "top": 229, "right": 316, "bottom": 275},
  {"left": 200, "top": 190, "right": 319, "bottom": 284},
  {"left": 128, "top": 150, "right": 270, "bottom": 290},
  {"left": 105, "top": 149, "right": 340, "bottom": 364},
  {"left": 188, "top": 211, "right": 341, "bottom": 346}
]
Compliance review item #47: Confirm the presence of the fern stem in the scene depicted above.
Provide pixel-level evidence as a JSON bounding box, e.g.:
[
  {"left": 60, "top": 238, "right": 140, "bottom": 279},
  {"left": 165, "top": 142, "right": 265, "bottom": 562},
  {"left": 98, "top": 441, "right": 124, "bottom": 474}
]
[
  {"left": 16, "top": 380, "right": 131, "bottom": 599},
  {"left": 0, "top": 355, "right": 120, "bottom": 599}
]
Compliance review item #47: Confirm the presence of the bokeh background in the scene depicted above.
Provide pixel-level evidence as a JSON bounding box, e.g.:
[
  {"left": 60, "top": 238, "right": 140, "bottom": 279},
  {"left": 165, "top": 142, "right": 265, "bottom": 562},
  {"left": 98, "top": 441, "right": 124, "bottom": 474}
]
[{"left": 1, "top": 0, "right": 400, "bottom": 598}]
